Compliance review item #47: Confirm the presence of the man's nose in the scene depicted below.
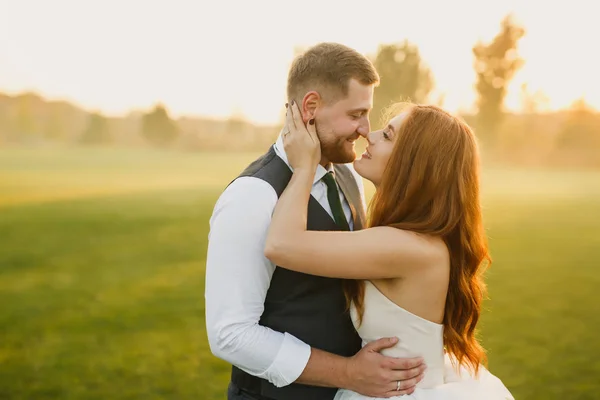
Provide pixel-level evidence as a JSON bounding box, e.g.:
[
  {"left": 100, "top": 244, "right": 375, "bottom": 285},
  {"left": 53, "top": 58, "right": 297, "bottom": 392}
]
[
  {"left": 367, "top": 131, "right": 377, "bottom": 145},
  {"left": 357, "top": 115, "right": 371, "bottom": 138}
]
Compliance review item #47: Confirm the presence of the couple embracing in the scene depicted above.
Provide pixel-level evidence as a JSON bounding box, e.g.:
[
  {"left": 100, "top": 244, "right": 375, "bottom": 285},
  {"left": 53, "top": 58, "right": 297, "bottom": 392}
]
[{"left": 206, "top": 42, "right": 513, "bottom": 400}]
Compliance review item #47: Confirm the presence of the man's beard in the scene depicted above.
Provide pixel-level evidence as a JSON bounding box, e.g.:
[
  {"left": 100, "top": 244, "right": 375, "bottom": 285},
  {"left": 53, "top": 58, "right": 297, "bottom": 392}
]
[{"left": 320, "top": 135, "right": 357, "bottom": 164}]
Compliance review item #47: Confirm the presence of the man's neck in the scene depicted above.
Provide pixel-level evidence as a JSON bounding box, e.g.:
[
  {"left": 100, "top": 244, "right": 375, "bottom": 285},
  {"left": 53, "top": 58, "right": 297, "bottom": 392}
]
[{"left": 320, "top": 156, "right": 332, "bottom": 169}]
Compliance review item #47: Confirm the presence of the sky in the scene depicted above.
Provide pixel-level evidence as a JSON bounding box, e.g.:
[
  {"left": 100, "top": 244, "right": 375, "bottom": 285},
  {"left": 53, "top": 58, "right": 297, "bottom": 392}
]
[{"left": 1, "top": 0, "right": 598, "bottom": 124}]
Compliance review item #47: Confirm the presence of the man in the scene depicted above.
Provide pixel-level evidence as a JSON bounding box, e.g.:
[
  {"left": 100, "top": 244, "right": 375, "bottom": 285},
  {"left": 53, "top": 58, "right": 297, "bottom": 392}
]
[{"left": 205, "top": 43, "right": 425, "bottom": 400}]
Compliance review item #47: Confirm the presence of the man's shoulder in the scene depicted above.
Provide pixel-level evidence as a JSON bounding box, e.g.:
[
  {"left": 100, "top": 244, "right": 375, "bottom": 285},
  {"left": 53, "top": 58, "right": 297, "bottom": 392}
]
[
  {"left": 218, "top": 176, "right": 278, "bottom": 206},
  {"left": 238, "top": 145, "right": 280, "bottom": 179},
  {"left": 209, "top": 177, "right": 279, "bottom": 227},
  {"left": 236, "top": 149, "right": 292, "bottom": 198}
]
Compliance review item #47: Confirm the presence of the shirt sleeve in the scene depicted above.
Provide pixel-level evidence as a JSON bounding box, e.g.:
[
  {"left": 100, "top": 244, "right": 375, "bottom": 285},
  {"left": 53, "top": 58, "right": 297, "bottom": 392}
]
[{"left": 204, "top": 177, "right": 312, "bottom": 387}]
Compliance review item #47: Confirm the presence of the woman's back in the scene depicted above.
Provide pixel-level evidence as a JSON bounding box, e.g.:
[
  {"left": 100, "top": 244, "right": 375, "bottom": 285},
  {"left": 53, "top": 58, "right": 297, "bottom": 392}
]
[{"left": 370, "top": 231, "right": 450, "bottom": 326}]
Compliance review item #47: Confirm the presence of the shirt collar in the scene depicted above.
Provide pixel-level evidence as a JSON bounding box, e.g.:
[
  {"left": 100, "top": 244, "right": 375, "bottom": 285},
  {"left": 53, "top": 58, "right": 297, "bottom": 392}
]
[{"left": 274, "top": 130, "right": 331, "bottom": 185}]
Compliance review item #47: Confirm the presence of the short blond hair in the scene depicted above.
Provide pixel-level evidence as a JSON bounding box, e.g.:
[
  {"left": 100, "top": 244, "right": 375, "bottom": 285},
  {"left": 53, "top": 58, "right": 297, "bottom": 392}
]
[{"left": 287, "top": 43, "right": 379, "bottom": 104}]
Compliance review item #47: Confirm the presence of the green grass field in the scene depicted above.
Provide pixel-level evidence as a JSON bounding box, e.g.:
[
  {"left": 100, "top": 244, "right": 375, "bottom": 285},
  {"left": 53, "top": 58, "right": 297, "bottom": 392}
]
[{"left": 0, "top": 147, "right": 599, "bottom": 399}]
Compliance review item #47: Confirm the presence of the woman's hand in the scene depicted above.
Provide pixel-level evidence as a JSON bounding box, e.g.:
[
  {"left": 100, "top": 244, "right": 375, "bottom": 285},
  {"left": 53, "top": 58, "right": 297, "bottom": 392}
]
[{"left": 283, "top": 101, "right": 321, "bottom": 172}]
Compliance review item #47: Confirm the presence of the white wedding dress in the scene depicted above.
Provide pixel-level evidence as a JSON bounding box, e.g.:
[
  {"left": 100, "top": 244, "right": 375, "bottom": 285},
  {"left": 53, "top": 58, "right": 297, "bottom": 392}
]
[{"left": 334, "top": 281, "right": 514, "bottom": 400}]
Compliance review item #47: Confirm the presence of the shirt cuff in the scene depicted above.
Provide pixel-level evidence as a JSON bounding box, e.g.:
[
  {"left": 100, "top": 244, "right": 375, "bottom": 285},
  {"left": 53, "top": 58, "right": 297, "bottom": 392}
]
[{"left": 260, "top": 332, "right": 312, "bottom": 388}]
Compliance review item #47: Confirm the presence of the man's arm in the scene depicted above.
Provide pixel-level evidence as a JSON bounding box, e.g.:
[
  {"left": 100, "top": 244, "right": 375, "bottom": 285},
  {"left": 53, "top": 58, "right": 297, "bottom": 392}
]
[
  {"left": 205, "top": 177, "right": 311, "bottom": 387},
  {"left": 298, "top": 341, "right": 426, "bottom": 397}
]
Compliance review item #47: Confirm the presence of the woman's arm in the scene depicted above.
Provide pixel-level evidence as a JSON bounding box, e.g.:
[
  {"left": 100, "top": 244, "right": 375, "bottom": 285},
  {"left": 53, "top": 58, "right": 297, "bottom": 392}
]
[{"left": 265, "top": 223, "right": 443, "bottom": 279}]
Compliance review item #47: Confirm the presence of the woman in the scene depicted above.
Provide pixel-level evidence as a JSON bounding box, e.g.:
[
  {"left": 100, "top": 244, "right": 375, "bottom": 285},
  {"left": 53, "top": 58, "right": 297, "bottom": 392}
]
[{"left": 264, "top": 102, "right": 514, "bottom": 399}]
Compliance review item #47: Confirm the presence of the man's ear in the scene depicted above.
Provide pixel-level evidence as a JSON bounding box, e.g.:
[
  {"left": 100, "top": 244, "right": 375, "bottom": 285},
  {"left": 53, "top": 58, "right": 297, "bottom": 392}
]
[{"left": 301, "top": 91, "right": 321, "bottom": 123}]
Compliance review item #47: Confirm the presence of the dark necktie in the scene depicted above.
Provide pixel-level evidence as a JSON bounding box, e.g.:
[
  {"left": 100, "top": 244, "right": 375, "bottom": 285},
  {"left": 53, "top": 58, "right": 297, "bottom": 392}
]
[{"left": 321, "top": 172, "right": 350, "bottom": 231}]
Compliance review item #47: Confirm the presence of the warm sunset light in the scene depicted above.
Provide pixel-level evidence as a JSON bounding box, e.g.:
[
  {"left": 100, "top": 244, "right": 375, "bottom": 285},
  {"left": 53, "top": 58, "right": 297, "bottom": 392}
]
[
  {"left": 1, "top": 2, "right": 598, "bottom": 400},
  {"left": 2, "top": 0, "right": 599, "bottom": 123}
]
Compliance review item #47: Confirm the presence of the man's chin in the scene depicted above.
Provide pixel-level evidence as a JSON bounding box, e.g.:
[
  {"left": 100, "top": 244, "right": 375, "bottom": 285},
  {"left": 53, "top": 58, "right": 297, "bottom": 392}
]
[
  {"left": 321, "top": 143, "right": 356, "bottom": 164},
  {"left": 326, "top": 152, "right": 356, "bottom": 164}
]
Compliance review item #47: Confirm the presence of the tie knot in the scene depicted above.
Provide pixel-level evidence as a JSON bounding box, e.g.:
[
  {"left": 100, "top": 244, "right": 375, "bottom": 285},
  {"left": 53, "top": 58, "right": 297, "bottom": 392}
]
[{"left": 321, "top": 171, "right": 336, "bottom": 187}]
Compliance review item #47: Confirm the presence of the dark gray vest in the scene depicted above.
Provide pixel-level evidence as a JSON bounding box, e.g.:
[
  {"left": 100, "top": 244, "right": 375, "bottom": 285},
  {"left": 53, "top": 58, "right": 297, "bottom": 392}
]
[{"left": 230, "top": 145, "right": 366, "bottom": 400}]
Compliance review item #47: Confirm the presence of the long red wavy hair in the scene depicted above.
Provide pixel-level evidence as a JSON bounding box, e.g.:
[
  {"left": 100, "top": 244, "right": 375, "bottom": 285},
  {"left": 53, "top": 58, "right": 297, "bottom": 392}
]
[{"left": 344, "top": 104, "right": 490, "bottom": 374}]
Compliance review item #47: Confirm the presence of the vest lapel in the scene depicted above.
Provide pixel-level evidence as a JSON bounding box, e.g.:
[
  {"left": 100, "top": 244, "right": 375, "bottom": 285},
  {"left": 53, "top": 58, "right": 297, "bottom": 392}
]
[{"left": 334, "top": 164, "right": 366, "bottom": 231}]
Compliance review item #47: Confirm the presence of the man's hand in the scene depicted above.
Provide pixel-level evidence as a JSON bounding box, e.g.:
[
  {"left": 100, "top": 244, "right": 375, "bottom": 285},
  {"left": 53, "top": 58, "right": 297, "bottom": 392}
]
[{"left": 343, "top": 337, "right": 426, "bottom": 398}]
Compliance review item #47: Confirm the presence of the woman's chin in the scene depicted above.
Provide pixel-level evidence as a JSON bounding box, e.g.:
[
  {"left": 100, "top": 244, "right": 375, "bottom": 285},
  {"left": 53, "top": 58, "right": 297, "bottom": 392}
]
[
  {"left": 353, "top": 158, "right": 368, "bottom": 179},
  {"left": 353, "top": 158, "right": 378, "bottom": 187}
]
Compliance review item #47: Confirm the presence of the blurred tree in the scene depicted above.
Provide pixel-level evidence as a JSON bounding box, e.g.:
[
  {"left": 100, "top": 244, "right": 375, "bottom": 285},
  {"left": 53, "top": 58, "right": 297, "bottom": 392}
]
[
  {"left": 140, "top": 104, "right": 179, "bottom": 146},
  {"left": 227, "top": 107, "right": 249, "bottom": 135},
  {"left": 473, "top": 14, "right": 525, "bottom": 142},
  {"left": 519, "top": 83, "right": 549, "bottom": 114},
  {"left": 370, "top": 41, "right": 433, "bottom": 129},
  {"left": 432, "top": 92, "right": 446, "bottom": 108},
  {"left": 556, "top": 98, "right": 600, "bottom": 155},
  {"left": 0, "top": 95, "right": 9, "bottom": 142},
  {"left": 44, "top": 108, "right": 65, "bottom": 141},
  {"left": 80, "top": 112, "right": 111, "bottom": 145},
  {"left": 15, "top": 93, "right": 37, "bottom": 138}
]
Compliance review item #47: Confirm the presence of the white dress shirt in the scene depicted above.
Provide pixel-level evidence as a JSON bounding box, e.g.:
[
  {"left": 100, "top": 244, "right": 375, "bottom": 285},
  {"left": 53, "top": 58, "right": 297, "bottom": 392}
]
[{"left": 205, "top": 134, "right": 365, "bottom": 388}]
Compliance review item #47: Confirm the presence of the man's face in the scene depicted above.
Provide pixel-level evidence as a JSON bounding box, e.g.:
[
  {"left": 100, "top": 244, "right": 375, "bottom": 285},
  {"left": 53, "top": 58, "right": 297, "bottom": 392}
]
[{"left": 315, "top": 78, "right": 374, "bottom": 164}]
